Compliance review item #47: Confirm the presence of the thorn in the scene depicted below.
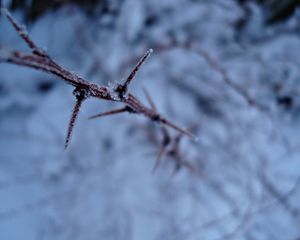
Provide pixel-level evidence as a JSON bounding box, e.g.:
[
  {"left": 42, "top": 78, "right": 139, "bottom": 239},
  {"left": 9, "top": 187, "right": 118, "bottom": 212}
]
[
  {"left": 65, "top": 97, "right": 85, "bottom": 149},
  {"left": 89, "top": 107, "right": 129, "bottom": 120},
  {"left": 115, "top": 49, "right": 153, "bottom": 98}
]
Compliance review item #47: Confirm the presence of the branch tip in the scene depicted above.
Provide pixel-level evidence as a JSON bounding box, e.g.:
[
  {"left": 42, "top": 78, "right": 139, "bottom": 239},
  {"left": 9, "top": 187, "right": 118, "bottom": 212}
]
[{"left": 115, "top": 49, "right": 153, "bottom": 98}]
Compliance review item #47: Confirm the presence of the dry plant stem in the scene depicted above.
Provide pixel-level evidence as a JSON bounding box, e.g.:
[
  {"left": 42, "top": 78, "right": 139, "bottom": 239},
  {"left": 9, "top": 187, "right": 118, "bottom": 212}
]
[
  {"left": 2, "top": 8, "right": 43, "bottom": 55},
  {"left": 0, "top": 8, "right": 195, "bottom": 148}
]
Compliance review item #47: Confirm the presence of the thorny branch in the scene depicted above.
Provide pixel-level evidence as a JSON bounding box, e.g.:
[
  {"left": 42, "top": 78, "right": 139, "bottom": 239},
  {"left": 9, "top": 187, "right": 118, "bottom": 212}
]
[{"left": 0, "top": 8, "right": 195, "bottom": 149}]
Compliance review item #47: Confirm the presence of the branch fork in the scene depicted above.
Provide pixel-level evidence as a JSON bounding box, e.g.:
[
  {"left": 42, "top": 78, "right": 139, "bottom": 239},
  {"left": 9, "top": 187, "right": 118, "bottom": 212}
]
[{"left": 0, "top": 8, "right": 196, "bottom": 151}]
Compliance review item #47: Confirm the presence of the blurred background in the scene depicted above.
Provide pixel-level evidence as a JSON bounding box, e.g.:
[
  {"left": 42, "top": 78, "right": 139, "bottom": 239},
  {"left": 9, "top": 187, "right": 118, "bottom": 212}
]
[{"left": 1, "top": 0, "right": 300, "bottom": 239}]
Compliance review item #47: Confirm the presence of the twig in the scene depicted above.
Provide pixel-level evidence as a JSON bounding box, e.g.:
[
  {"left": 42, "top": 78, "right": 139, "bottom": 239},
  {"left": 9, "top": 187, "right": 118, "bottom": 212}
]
[{"left": 0, "top": 8, "right": 195, "bottom": 148}]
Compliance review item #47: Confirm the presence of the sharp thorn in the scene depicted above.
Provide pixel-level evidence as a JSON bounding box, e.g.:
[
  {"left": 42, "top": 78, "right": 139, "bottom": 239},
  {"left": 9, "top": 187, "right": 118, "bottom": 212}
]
[{"left": 89, "top": 107, "right": 128, "bottom": 120}]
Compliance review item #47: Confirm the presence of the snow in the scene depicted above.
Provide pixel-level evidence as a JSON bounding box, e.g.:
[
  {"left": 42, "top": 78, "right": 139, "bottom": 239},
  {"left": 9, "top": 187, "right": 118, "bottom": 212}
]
[{"left": 1, "top": 0, "right": 300, "bottom": 240}]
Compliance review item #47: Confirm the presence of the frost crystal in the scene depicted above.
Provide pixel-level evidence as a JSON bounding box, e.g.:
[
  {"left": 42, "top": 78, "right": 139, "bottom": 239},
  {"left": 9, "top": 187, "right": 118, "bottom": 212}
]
[{"left": 73, "top": 88, "right": 90, "bottom": 100}]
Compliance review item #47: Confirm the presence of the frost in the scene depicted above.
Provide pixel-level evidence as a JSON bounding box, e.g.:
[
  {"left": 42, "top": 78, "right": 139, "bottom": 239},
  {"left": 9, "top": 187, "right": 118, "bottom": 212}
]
[{"left": 147, "top": 48, "right": 153, "bottom": 54}]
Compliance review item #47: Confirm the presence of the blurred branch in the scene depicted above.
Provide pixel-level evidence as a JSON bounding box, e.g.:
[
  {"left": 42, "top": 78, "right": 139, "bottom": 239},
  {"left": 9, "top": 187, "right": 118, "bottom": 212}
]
[
  {"left": 258, "top": 170, "right": 300, "bottom": 220},
  {"left": 154, "top": 41, "right": 270, "bottom": 115}
]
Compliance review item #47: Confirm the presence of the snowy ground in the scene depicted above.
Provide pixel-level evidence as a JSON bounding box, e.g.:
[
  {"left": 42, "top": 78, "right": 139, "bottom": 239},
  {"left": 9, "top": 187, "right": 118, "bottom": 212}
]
[{"left": 1, "top": 0, "right": 300, "bottom": 239}]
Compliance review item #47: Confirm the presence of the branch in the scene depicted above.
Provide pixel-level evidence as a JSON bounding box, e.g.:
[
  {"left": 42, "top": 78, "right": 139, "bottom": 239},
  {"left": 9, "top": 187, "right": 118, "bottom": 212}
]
[
  {"left": 1, "top": 8, "right": 44, "bottom": 56},
  {"left": 0, "top": 8, "right": 196, "bottom": 148},
  {"left": 65, "top": 88, "right": 88, "bottom": 149}
]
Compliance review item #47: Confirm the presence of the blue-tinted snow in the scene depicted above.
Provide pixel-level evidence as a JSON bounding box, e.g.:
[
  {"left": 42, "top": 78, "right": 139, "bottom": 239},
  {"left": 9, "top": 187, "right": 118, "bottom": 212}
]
[{"left": 1, "top": 0, "right": 300, "bottom": 239}]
